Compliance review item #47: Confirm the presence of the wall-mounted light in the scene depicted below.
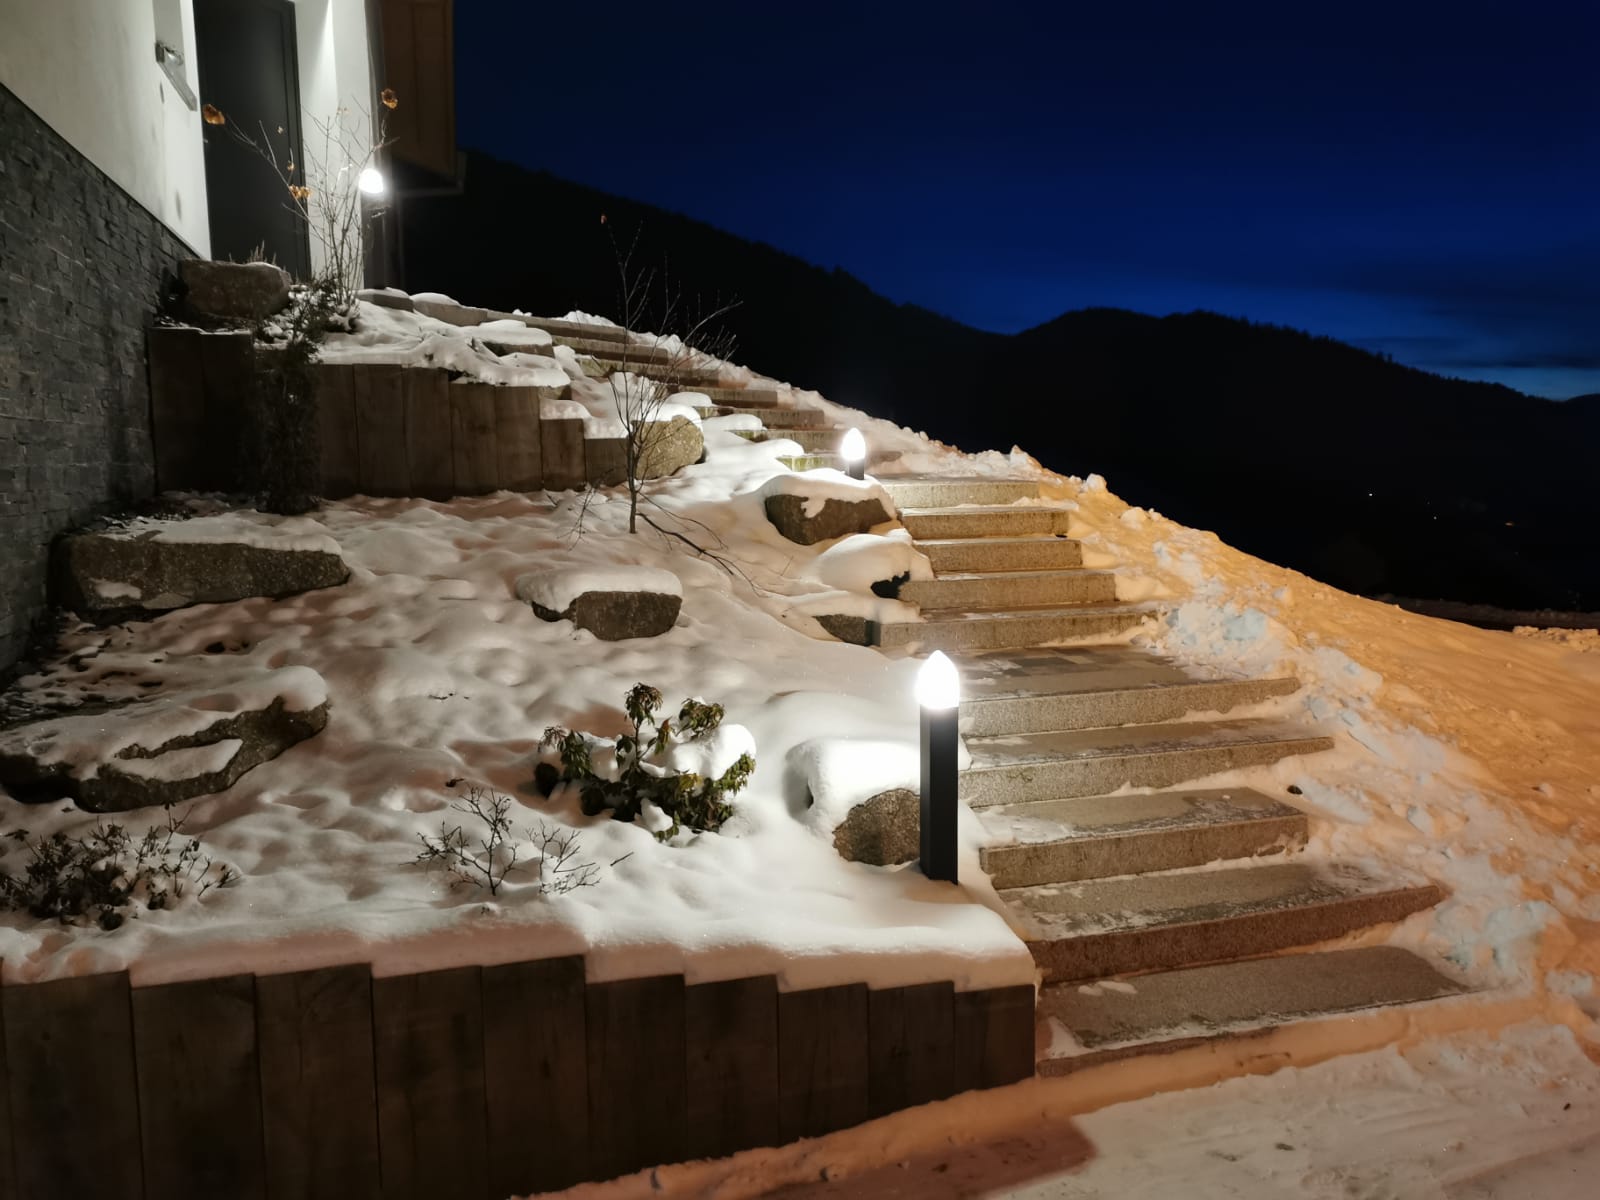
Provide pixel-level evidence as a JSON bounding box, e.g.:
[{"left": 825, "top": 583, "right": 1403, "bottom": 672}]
[
  {"left": 357, "top": 166, "right": 387, "bottom": 197},
  {"left": 916, "top": 650, "right": 960, "bottom": 883},
  {"left": 840, "top": 427, "right": 866, "bottom": 480}
]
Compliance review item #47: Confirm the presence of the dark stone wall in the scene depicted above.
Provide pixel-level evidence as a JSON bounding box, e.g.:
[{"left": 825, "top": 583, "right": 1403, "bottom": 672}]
[{"left": 0, "top": 83, "right": 189, "bottom": 674}]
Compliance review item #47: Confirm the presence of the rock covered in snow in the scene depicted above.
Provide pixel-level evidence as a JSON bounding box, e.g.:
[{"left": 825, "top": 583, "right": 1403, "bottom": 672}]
[
  {"left": 638, "top": 416, "right": 705, "bottom": 479},
  {"left": 760, "top": 472, "right": 895, "bottom": 546},
  {"left": 53, "top": 522, "right": 350, "bottom": 620},
  {"left": 356, "top": 287, "right": 414, "bottom": 312},
  {"left": 516, "top": 566, "right": 684, "bottom": 641},
  {"left": 180, "top": 259, "right": 291, "bottom": 321},
  {"left": 0, "top": 667, "right": 330, "bottom": 812},
  {"left": 832, "top": 788, "right": 921, "bottom": 866},
  {"left": 411, "top": 296, "right": 489, "bottom": 326}
]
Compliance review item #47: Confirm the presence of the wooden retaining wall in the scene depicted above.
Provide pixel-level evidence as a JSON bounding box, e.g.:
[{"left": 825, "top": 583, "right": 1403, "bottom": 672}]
[
  {"left": 0, "top": 958, "right": 1033, "bottom": 1199},
  {"left": 146, "top": 329, "right": 664, "bottom": 499}
]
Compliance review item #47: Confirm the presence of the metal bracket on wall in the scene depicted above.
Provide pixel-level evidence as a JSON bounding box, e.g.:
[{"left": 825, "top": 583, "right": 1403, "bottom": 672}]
[{"left": 155, "top": 41, "right": 198, "bottom": 111}]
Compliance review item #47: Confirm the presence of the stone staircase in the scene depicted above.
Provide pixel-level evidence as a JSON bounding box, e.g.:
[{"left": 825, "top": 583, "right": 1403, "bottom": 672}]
[{"left": 873, "top": 475, "right": 1464, "bottom": 1078}]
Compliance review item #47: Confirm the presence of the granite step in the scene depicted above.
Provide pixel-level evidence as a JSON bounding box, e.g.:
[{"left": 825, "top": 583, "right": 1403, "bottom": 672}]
[
  {"left": 958, "top": 645, "right": 1302, "bottom": 735},
  {"left": 899, "top": 506, "right": 1076, "bottom": 540},
  {"left": 879, "top": 477, "right": 1044, "bottom": 509},
  {"left": 1036, "top": 945, "right": 1467, "bottom": 1074},
  {"left": 695, "top": 386, "right": 781, "bottom": 406},
  {"left": 733, "top": 427, "right": 848, "bottom": 453},
  {"left": 918, "top": 535, "right": 1085, "bottom": 573},
  {"left": 877, "top": 603, "right": 1157, "bottom": 653},
  {"left": 1002, "top": 859, "right": 1445, "bottom": 982},
  {"left": 979, "top": 787, "right": 1309, "bottom": 888},
  {"left": 960, "top": 717, "right": 1334, "bottom": 805},
  {"left": 901, "top": 569, "right": 1118, "bottom": 612}
]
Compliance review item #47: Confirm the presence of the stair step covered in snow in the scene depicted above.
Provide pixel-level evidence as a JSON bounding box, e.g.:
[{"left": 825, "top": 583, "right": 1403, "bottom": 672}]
[
  {"left": 979, "top": 786, "right": 1309, "bottom": 888},
  {"left": 1003, "top": 859, "right": 1446, "bottom": 982},
  {"left": 960, "top": 717, "right": 1334, "bottom": 805},
  {"left": 1035, "top": 945, "right": 1468, "bottom": 1074}
]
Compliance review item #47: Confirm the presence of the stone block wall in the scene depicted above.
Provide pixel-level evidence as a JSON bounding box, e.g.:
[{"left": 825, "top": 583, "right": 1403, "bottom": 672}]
[{"left": 0, "top": 84, "right": 186, "bottom": 674}]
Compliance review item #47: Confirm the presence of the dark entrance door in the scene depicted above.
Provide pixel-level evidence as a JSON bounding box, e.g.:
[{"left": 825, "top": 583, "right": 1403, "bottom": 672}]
[{"left": 193, "top": 0, "right": 311, "bottom": 278}]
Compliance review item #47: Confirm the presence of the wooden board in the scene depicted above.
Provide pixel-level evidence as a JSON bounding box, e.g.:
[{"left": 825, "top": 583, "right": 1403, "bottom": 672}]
[
  {"left": 584, "top": 436, "right": 629, "bottom": 487},
  {"left": 146, "top": 326, "right": 206, "bottom": 491},
  {"left": 132, "top": 974, "right": 266, "bottom": 1198},
  {"left": 316, "top": 363, "right": 360, "bottom": 497},
  {"left": 776, "top": 983, "right": 870, "bottom": 1142},
  {"left": 493, "top": 386, "right": 543, "bottom": 490},
  {"left": 585, "top": 975, "right": 687, "bottom": 1181},
  {"left": 198, "top": 330, "right": 255, "bottom": 489},
  {"left": 3, "top": 972, "right": 145, "bottom": 1200},
  {"left": 403, "top": 369, "right": 454, "bottom": 500},
  {"left": 540, "top": 417, "right": 587, "bottom": 491},
  {"left": 953, "top": 985, "right": 1036, "bottom": 1094},
  {"left": 0, "top": 970, "right": 14, "bottom": 1200},
  {"left": 372, "top": 967, "right": 487, "bottom": 1200},
  {"left": 482, "top": 957, "right": 589, "bottom": 1196},
  {"left": 867, "top": 982, "right": 956, "bottom": 1118},
  {"left": 450, "top": 382, "right": 499, "bottom": 493},
  {"left": 353, "top": 363, "right": 410, "bottom": 495},
  {"left": 685, "top": 976, "right": 780, "bottom": 1160},
  {"left": 256, "top": 965, "right": 382, "bottom": 1200}
]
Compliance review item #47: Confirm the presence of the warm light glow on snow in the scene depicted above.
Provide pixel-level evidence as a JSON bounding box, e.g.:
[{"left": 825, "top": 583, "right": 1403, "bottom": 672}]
[
  {"left": 915, "top": 651, "right": 961, "bottom": 709},
  {"left": 840, "top": 427, "right": 866, "bottom": 462},
  {"left": 358, "top": 166, "right": 386, "bottom": 197}
]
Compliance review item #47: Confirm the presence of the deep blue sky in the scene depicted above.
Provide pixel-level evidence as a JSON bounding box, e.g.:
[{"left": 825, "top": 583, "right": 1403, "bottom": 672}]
[{"left": 456, "top": 0, "right": 1600, "bottom": 399}]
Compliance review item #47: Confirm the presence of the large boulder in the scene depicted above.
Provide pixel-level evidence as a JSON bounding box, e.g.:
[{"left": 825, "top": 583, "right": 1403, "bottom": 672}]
[
  {"left": 0, "top": 668, "right": 329, "bottom": 812},
  {"left": 760, "top": 472, "right": 895, "bottom": 546},
  {"left": 832, "top": 788, "right": 921, "bottom": 866},
  {"left": 518, "top": 567, "right": 683, "bottom": 641},
  {"left": 54, "top": 524, "right": 349, "bottom": 620},
  {"left": 638, "top": 416, "right": 705, "bottom": 479},
  {"left": 181, "top": 259, "right": 291, "bottom": 321}
]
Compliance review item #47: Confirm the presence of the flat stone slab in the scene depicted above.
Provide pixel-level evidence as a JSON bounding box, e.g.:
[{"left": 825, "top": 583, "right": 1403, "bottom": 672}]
[
  {"left": 0, "top": 667, "right": 330, "bottom": 812},
  {"left": 1038, "top": 945, "right": 1467, "bottom": 1071},
  {"left": 53, "top": 523, "right": 350, "bottom": 620}
]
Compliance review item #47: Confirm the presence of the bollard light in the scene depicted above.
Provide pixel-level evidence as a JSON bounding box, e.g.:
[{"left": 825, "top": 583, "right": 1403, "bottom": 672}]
[
  {"left": 839, "top": 427, "right": 866, "bottom": 480},
  {"left": 916, "top": 650, "right": 960, "bottom": 883},
  {"left": 358, "top": 166, "right": 387, "bottom": 197}
]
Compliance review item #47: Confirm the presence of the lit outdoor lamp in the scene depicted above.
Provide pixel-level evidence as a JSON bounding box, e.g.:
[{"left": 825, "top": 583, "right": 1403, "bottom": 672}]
[
  {"left": 916, "top": 650, "right": 960, "bottom": 883},
  {"left": 839, "top": 427, "right": 866, "bottom": 480},
  {"left": 357, "top": 165, "right": 387, "bottom": 197}
]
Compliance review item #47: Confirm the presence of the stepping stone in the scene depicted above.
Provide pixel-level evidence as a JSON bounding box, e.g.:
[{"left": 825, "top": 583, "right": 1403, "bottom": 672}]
[
  {"left": 1036, "top": 945, "right": 1468, "bottom": 1073},
  {"left": 917, "top": 535, "right": 1085, "bottom": 573},
  {"left": 979, "top": 787, "right": 1309, "bottom": 887},
  {"left": 877, "top": 602, "right": 1157, "bottom": 653},
  {"left": 960, "top": 716, "right": 1334, "bottom": 805},
  {"left": 900, "top": 568, "right": 1118, "bottom": 611},
  {"left": 1001, "top": 859, "right": 1444, "bottom": 982},
  {"left": 899, "top": 506, "right": 1076, "bottom": 540},
  {"left": 879, "top": 476, "right": 1044, "bottom": 509},
  {"left": 956, "top": 645, "right": 1302, "bottom": 734}
]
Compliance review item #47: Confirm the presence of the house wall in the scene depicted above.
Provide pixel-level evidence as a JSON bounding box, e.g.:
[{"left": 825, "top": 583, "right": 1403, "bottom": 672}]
[
  {"left": 0, "top": 0, "right": 210, "bottom": 254},
  {"left": 0, "top": 84, "right": 189, "bottom": 674}
]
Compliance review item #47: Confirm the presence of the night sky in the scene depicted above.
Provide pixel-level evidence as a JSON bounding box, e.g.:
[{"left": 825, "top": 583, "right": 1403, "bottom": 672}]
[{"left": 456, "top": 0, "right": 1600, "bottom": 400}]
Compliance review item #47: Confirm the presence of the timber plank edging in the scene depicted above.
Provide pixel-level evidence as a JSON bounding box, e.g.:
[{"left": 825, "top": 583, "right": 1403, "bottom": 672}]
[{"left": 0, "top": 958, "right": 1032, "bottom": 1199}]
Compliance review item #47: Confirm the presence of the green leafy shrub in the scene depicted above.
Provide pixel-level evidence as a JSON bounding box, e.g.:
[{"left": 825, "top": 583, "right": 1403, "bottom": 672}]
[
  {"left": 541, "top": 683, "right": 755, "bottom": 839},
  {"left": 0, "top": 810, "right": 236, "bottom": 931}
]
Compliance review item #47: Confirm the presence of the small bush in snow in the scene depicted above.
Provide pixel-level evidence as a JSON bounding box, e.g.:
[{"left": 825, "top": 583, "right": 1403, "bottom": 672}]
[
  {"left": 0, "top": 810, "right": 236, "bottom": 931},
  {"left": 413, "top": 785, "right": 600, "bottom": 897},
  {"left": 541, "top": 682, "right": 755, "bottom": 840}
]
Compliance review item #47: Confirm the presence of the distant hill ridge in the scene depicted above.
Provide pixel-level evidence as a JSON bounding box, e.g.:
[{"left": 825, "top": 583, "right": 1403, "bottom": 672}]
[{"left": 397, "top": 150, "right": 1599, "bottom": 613}]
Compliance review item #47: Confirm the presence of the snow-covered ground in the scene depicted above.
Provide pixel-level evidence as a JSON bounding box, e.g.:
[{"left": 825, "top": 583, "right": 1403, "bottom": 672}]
[{"left": 4, "top": 294, "right": 1599, "bottom": 1191}]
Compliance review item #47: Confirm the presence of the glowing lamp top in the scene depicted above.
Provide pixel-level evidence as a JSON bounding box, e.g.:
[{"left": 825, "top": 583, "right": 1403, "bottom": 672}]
[{"left": 915, "top": 650, "right": 961, "bottom": 709}]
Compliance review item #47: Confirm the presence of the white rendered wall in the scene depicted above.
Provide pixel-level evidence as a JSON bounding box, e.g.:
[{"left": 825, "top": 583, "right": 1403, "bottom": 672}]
[
  {"left": 0, "top": 0, "right": 210, "bottom": 254},
  {"left": 293, "top": 0, "right": 376, "bottom": 280}
]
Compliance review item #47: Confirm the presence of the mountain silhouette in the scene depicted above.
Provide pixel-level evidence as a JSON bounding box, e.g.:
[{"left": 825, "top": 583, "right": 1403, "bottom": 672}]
[{"left": 395, "top": 151, "right": 1599, "bottom": 613}]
